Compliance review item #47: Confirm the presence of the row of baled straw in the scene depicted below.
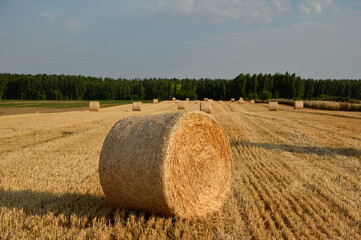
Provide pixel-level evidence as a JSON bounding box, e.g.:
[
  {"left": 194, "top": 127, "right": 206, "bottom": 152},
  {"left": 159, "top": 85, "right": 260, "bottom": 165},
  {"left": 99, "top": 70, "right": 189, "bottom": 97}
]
[{"left": 99, "top": 111, "right": 232, "bottom": 219}]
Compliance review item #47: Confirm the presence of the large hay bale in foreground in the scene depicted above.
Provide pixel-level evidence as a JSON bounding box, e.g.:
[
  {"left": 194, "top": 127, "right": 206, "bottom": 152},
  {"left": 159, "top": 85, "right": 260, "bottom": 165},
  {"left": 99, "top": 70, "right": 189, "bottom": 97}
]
[
  {"left": 177, "top": 101, "right": 185, "bottom": 110},
  {"left": 294, "top": 101, "right": 304, "bottom": 109},
  {"left": 132, "top": 102, "right": 142, "bottom": 111},
  {"left": 238, "top": 98, "right": 244, "bottom": 104},
  {"left": 99, "top": 112, "right": 232, "bottom": 219},
  {"left": 250, "top": 100, "right": 255, "bottom": 104},
  {"left": 200, "top": 101, "right": 212, "bottom": 114},
  {"left": 231, "top": 98, "right": 235, "bottom": 102},
  {"left": 153, "top": 99, "right": 158, "bottom": 104},
  {"left": 89, "top": 101, "right": 100, "bottom": 111},
  {"left": 269, "top": 102, "right": 278, "bottom": 111}
]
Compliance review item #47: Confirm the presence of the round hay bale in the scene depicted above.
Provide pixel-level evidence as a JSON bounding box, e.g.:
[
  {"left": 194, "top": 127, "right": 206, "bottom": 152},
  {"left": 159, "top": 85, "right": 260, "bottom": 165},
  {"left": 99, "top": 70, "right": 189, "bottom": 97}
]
[
  {"left": 231, "top": 98, "right": 235, "bottom": 102},
  {"left": 99, "top": 111, "right": 232, "bottom": 219},
  {"left": 339, "top": 102, "right": 350, "bottom": 111},
  {"left": 269, "top": 102, "right": 278, "bottom": 111},
  {"left": 238, "top": 98, "right": 244, "bottom": 104},
  {"left": 194, "top": 100, "right": 200, "bottom": 104},
  {"left": 177, "top": 101, "right": 185, "bottom": 110},
  {"left": 132, "top": 102, "right": 142, "bottom": 111},
  {"left": 186, "top": 98, "right": 189, "bottom": 101},
  {"left": 294, "top": 101, "right": 303, "bottom": 109},
  {"left": 172, "top": 97, "right": 176, "bottom": 101},
  {"left": 250, "top": 100, "right": 255, "bottom": 104},
  {"left": 200, "top": 101, "right": 212, "bottom": 114},
  {"left": 204, "top": 97, "right": 208, "bottom": 101},
  {"left": 153, "top": 99, "right": 158, "bottom": 104},
  {"left": 89, "top": 101, "right": 100, "bottom": 111}
]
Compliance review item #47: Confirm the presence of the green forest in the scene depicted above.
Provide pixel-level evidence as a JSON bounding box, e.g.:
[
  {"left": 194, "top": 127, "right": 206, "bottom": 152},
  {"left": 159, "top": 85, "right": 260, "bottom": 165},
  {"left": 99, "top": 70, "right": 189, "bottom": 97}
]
[{"left": 0, "top": 73, "right": 360, "bottom": 101}]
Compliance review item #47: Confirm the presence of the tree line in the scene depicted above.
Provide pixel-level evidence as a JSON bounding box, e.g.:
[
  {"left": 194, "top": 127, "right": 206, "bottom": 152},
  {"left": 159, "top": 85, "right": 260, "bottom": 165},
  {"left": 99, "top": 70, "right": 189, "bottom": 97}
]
[{"left": 0, "top": 72, "right": 360, "bottom": 101}]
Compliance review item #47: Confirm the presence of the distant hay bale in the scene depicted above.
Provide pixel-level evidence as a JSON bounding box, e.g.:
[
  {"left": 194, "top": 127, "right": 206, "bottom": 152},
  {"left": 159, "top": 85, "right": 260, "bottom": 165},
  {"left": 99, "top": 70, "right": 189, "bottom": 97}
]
[
  {"left": 269, "top": 102, "right": 278, "bottom": 111},
  {"left": 89, "top": 101, "right": 100, "bottom": 111},
  {"left": 200, "top": 101, "right": 212, "bottom": 114},
  {"left": 204, "top": 98, "right": 208, "bottom": 101},
  {"left": 153, "top": 99, "right": 158, "bottom": 104},
  {"left": 194, "top": 100, "right": 200, "bottom": 104},
  {"left": 250, "top": 100, "right": 255, "bottom": 104},
  {"left": 238, "top": 98, "right": 244, "bottom": 104},
  {"left": 231, "top": 98, "right": 235, "bottom": 102},
  {"left": 132, "top": 102, "right": 142, "bottom": 111},
  {"left": 177, "top": 101, "right": 185, "bottom": 110},
  {"left": 294, "top": 101, "right": 304, "bottom": 109},
  {"left": 186, "top": 98, "right": 189, "bottom": 101},
  {"left": 172, "top": 97, "right": 176, "bottom": 101},
  {"left": 339, "top": 102, "right": 350, "bottom": 111},
  {"left": 99, "top": 111, "right": 232, "bottom": 219}
]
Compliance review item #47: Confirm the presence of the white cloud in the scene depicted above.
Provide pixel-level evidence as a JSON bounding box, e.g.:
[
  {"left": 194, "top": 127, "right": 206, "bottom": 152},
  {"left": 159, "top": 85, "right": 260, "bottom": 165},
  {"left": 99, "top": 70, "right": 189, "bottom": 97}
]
[
  {"left": 143, "top": 0, "right": 290, "bottom": 23},
  {"left": 65, "top": 18, "right": 82, "bottom": 33},
  {"left": 41, "top": 12, "right": 55, "bottom": 22},
  {"left": 299, "top": 0, "right": 333, "bottom": 15}
]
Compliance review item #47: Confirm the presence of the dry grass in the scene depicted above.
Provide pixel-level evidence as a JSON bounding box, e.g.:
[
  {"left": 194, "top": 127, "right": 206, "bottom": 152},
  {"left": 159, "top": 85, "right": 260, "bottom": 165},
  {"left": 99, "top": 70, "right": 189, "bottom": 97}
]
[{"left": 1, "top": 100, "right": 360, "bottom": 239}]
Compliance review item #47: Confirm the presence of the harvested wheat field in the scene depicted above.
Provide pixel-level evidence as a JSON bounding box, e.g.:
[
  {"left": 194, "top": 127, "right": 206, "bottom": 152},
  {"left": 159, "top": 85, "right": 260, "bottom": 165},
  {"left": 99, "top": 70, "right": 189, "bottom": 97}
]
[{"left": 0, "top": 100, "right": 360, "bottom": 239}]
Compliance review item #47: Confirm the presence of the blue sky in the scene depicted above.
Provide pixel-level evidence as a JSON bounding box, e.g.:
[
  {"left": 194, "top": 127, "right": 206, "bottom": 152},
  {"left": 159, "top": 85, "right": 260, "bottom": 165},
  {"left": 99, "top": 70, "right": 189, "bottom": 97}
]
[{"left": 0, "top": 0, "right": 360, "bottom": 79}]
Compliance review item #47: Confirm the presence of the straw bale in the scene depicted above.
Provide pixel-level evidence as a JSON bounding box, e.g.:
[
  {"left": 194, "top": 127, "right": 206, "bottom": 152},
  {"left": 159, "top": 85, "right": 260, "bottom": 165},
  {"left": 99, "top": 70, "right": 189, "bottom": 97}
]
[
  {"left": 132, "top": 102, "right": 142, "bottom": 111},
  {"left": 200, "top": 101, "right": 212, "bottom": 114},
  {"left": 250, "top": 100, "right": 255, "bottom": 104},
  {"left": 231, "top": 98, "right": 235, "bottom": 102},
  {"left": 89, "top": 101, "right": 100, "bottom": 111},
  {"left": 99, "top": 111, "right": 232, "bottom": 219},
  {"left": 204, "top": 98, "right": 208, "bottom": 101},
  {"left": 186, "top": 98, "right": 189, "bottom": 101},
  {"left": 339, "top": 102, "right": 350, "bottom": 111},
  {"left": 269, "top": 102, "right": 278, "bottom": 111},
  {"left": 294, "top": 101, "right": 304, "bottom": 109},
  {"left": 238, "top": 98, "right": 244, "bottom": 104},
  {"left": 177, "top": 101, "right": 186, "bottom": 110},
  {"left": 153, "top": 99, "right": 158, "bottom": 104},
  {"left": 172, "top": 97, "right": 176, "bottom": 101}
]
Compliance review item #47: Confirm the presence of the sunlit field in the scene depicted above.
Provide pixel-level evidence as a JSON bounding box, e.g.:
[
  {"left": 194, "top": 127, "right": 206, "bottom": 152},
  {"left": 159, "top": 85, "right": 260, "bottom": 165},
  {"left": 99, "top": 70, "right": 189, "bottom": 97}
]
[{"left": 1, "top": 101, "right": 360, "bottom": 239}]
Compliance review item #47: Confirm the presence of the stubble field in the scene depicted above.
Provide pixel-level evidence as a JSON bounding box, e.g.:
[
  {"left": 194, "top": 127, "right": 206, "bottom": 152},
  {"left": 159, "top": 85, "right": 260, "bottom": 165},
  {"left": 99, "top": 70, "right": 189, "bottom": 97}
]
[{"left": 0, "top": 101, "right": 360, "bottom": 239}]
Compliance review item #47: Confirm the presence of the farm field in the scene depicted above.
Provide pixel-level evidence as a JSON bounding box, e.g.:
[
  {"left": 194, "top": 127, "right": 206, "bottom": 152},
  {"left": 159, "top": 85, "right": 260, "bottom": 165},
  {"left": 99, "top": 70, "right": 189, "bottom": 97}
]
[
  {"left": 0, "top": 101, "right": 360, "bottom": 239},
  {"left": 0, "top": 100, "right": 153, "bottom": 116}
]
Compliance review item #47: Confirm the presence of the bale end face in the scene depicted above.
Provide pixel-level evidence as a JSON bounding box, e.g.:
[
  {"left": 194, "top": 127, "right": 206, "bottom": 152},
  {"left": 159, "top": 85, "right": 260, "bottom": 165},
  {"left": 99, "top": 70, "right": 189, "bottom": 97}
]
[
  {"left": 99, "top": 112, "right": 232, "bottom": 219},
  {"left": 132, "top": 102, "right": 142, "bottom": 111},
  {"left": 269, "top": 102, "right": 278, "bottom": 111},
  {"left": 200, "top": 101, "right": 212, "bottom": 114},
  {"left": 177, "top": 101, "right": 186, "bottom": 110},
  {"left": 89, "top": 101, "right": 100, "bottom": 111},
  {"left": 294, "top": 101, "right": 304, "bottom": 109}
]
